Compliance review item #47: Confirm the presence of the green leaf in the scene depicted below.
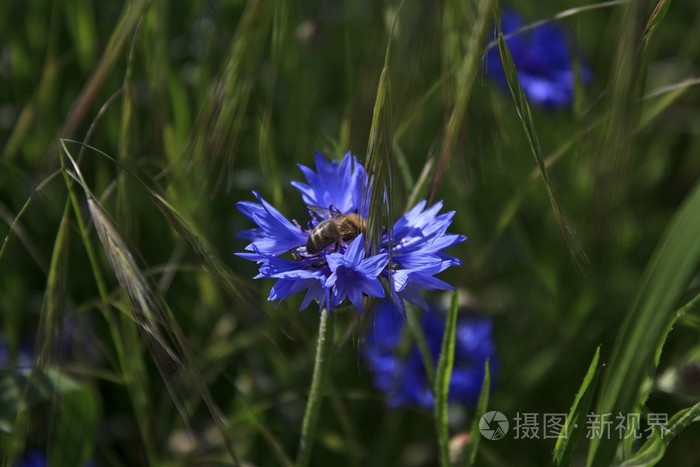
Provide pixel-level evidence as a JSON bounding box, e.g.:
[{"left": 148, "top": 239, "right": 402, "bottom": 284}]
[
  {"left": 434, "top": 292, "right": 459, "bottom": 467},
  {"left": 552, "top": 346, "right": 601, "bottom": 466},
  {"left": 588, "top": 180, "right": 700, "bottom": 466}
]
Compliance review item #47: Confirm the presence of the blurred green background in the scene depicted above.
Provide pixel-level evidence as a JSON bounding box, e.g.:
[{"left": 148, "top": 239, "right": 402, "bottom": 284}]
[{"left": 2, "top": 0, "right": 700, "bottom": 465}]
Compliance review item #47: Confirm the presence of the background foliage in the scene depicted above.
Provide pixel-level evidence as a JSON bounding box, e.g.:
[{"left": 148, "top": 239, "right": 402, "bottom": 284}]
[{"left": 1, "top": 0, "right": 700, "bottom": 465}]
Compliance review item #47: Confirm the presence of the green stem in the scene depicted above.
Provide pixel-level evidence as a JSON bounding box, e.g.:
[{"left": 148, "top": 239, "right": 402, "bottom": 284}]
[
  {"left": 435, "top": 292, "right": 459, "bottom": 467},
  {"left": 296, "top": 309, "right": 335, "bottom": 467}
]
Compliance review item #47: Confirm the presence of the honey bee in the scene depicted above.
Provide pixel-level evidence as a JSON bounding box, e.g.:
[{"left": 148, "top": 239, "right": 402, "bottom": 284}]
[{"left": 306, "top": 209, "right": 367, "bottom": 254}]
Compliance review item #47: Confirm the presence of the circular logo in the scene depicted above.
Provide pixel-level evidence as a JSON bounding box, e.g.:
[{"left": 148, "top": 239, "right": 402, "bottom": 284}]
[{"left": 479, "top": 411, "right": 509, "bottom": 440}]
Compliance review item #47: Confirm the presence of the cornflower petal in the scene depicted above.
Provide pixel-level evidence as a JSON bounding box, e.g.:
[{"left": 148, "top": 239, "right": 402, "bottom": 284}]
[
  {"left": 326, "top": 235, "right": 387, "bottom": 313},
  {"left": 291, "top": 151, "right": 368, "bottom": 214},
  {"left": 235, "top": 192, "right": 307, "bottom": 255}
]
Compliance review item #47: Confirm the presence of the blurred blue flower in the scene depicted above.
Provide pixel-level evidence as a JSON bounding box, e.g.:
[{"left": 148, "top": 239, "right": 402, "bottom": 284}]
[
  {"left": 363, "top": 300, "right": 495, "bottom": 409},
  {"left": 15, "top": 450, "right": 47, "bottom": 467},
  {"left": 0, "top": 336, "right": 34, "bottom": 373},
  {"left": 237, "top": 152, "right": 466, "bottom": 313},
  {"left": 486, "top": 9, "right": 592, "bottom": 109},
  {"left": 14, "top": 449, "right": 94, "bottom": 467}
]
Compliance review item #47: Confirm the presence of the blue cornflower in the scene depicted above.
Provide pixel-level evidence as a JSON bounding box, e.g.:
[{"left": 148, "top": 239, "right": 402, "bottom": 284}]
[
  {"left": 236, "top": 152, "right": 466, "bottom": 313},
  {"left": 486, "top": 9, "right": 592, "bottom": 109},
  {"left": 363, "top": 299, "right": 496, "bottom": 409}
]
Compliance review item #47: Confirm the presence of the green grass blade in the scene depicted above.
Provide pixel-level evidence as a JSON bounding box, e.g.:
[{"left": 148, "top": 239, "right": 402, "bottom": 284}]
[
  {"left": 149, "top": 193, "right": 265, "bottom": 328},
  {"left": 430, "top": 0, "right": 495, "bottom": 200},
  {"left": 61, "top": 147, "right": 242, "bottom": 465},
  {"left": 186, "top": 0, "right": 272, "bottom": 193},
  {"left": 60, "top": 139, "right": 274, "bottom": 340},
  {"left": 434, "top": 292, "right": 459, "bottom": 467},
  {"left": 641, "top": 78, "right": 700, "bottom": 130},
  {"left": 35, "top": 201, "right": 70, "bottom": 368},
  {"left": 591, "top": 0, "right": 646, "bottom": 254},
  {"left": 405, "top": 157, "right": 435, "bottom": 213},
  {"left": 643, "top": 0, "right": 673, "bottom": 48},
  {"left": 364, "top": 21, "right": 395, "bottom": 253},
  {"left": 587, "top": 180, "right": 700, "bottom": 466},
  {"left": 60, "top": 0, "right": 149, "bottom": 141},
  {"left": 465, "top": 359, "right": 491, "bottom": 466},
  {"left": 552, "top": 346, "right": 601, "bottom": 467},
  {"left": 496, "top": 29, "right": 585, "bottom": 270}
]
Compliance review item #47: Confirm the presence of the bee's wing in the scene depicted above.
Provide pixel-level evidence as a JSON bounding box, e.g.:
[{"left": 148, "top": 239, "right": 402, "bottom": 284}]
[{"left": 307, "top": 205, "right": 337, "bottom": 220}]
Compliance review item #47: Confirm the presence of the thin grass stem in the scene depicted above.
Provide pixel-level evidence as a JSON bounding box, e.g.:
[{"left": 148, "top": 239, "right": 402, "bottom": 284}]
[{"left": 296, "top": 309, "right": 335, "bottom": 467}]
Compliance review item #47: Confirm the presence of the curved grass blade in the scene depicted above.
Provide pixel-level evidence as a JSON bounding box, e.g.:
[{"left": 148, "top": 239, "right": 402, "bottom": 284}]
[
  {"left": 149, "top": 193, "right": 267, "bottom": 330},
  {"left": 621, "top": 400, "right": 700, "bottom": 467},
  {"left": 619, "top": 429, "right": 665, "bottom": 467},
  {"left": 60, "top": 0, "right": 149, "bottom": 143},
  {"left": 61, "top": 147, "right": 241, "bottom": 465},
  {"left": 482, "top": 74, "right": 700, "bottom": 266},
  {"left": 641, "top": 78, "right": 700, "bottom": 129},
  {"left": 643, "top": 0, "right": 673, "bottom": 49},
  {"left": 60, "top": 139, "right": 280, "bottom": 343},
  {"left": 434, "top": 292, "right": 459, "bottom": 467},
  {"left": 552, "top": 346, "right": 601, "bottom": 467},
  {"left": 496, "top": 29, "right": 586, "bottom": 271},
  {"left": 661, "top": 401, "right": 700, "bottom": 445},
  {"left": 587, "top": 180, "right": 700, "bottom": 466}
]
